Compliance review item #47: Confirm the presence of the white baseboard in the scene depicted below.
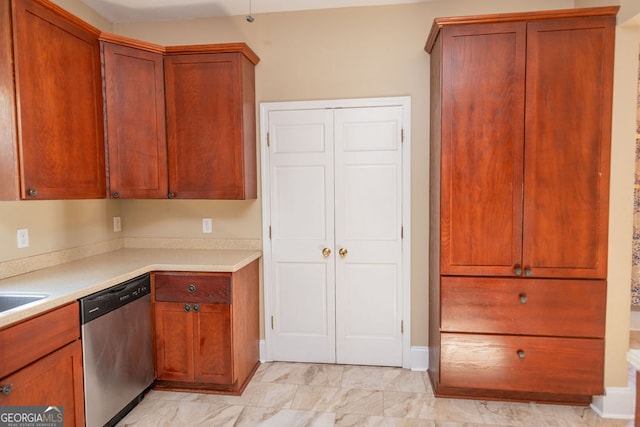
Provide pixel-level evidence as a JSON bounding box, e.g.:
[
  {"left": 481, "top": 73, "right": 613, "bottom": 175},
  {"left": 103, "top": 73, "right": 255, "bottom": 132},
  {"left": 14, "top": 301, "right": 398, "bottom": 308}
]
[
  {"left": 591, "top": 386, "right": 634, "bottom": 420},
  {"left": 410, "top": 346, "right": 429, "bottom": 371}
]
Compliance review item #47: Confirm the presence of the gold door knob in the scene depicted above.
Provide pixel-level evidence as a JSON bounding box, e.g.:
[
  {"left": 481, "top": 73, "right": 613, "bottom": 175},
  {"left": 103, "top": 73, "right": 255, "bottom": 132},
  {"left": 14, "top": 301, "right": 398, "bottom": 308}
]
[
  {"left": 339, "top": 248, "right": 348, "bottom": 257},
  {"left": 322, "top": 248, "right": 332, "bottom": 257}
]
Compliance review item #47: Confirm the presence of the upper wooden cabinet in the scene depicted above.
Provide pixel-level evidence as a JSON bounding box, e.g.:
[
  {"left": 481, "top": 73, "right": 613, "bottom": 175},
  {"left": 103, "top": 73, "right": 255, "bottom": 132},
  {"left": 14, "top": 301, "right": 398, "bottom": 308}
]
[
  {"left": 101, "top": 39, "right": 260, "bottom": 200},
  {"left": 0, "top": 0, "right": 105, "bottom": 200},
  {"left": 101, "top": 37, "right": 168, "bottom": 199},
  {"left": 164, "top": 45, "right": 259, "bottom": 200},
  {"left": 427, "top": 8, "right": 615, "bottom": 280}
]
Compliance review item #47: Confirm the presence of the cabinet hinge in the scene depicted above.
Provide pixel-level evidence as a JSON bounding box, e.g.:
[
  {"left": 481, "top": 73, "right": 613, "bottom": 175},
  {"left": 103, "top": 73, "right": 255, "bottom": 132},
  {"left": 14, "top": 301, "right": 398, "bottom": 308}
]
[
  {"left": 271, "top": 315, "right": 274, "bottom": 330},
  {"left": 401, "top": 320, "right": 404, "bottom": 334},
  {"left": 267, "top": 132, "right": 270, "bottom": 147},
  {"left": 401, "top": 226, "right": 404, "bottom": 239},
  {"left": 269, "top": 226, "right": 272, "bottom": 239},
  {"left": 401, "top": 128, "right": 404, "bottom": 143}
]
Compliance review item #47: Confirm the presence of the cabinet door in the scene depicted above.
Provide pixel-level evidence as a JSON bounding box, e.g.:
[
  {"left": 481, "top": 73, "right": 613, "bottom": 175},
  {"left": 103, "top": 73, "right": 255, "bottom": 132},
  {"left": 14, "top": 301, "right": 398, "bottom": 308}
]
[
  {"left": 523, "top": 16, "right": 614, "bottom": 279},
  {"left": 11, "top": 0, "right": 105, "bottom": 199},
  {"left": 164, "top": 52, "right": 256, "bottom": 199},
  {"left": 440, "top": 22, "right": 526, "bottom": 276},
  {"left": 194, "top": 304, "right": 233, "bottom": 384},
  {"left": 154, "top": 302, "right": 194, "bottom": 382},
  {"left": 103, "top": 42, "right": 168, "bottom": 199},
  {"left": 0, "top": 341, "right": 85, "bottom": 427}
]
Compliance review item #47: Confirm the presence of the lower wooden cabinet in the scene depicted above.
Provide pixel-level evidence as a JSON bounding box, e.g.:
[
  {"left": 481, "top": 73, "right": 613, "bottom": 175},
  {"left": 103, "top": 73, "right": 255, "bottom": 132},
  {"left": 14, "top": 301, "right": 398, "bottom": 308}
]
[
  {"left": 0, "top": 341, "right": 85, "bottom": 426},
  {"left": 152, "top": 260, "right": 260, "bottom": 394},
  {"left": 0, "top": 302, "right": 84, "bottom": 426}
]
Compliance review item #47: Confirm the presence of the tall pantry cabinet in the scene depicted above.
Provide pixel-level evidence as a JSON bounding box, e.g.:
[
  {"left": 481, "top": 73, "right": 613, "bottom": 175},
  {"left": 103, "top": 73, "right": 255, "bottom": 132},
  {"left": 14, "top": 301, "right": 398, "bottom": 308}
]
[{"left": 425, "top": 7, "right": 617, "bottom": 404}]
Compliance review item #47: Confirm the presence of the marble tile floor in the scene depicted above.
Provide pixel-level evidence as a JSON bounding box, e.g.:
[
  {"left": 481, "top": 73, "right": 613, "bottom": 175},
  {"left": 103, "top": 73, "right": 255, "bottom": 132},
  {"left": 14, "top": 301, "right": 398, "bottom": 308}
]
[{"left": 116, "top": 362, "right": 632, "bottom": 427}]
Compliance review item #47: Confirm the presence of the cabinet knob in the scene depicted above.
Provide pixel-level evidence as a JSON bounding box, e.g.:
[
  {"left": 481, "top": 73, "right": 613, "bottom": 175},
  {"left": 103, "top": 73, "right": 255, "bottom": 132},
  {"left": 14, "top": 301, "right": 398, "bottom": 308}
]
[
  {"left": 184, "top": 304, "right": 191, "bottom": 312},
  {"left": 188, "top": 284, "right": 196, "bottom": 293},
  {"left": 524, "top": 266, "right": 533, "bottom": 277},
  {"left": 1, "top": 384, "right": 12, "bottom": 395},
  {"left": 193, "top": 304, "right": 200, "bottom": 312},
  {"left": 322, "top": 248, "right": 331, "bottom": 257},
  {"left": 112, "top": 191, "right": 120, "bottom": 199},
  {"left": 27, "top": 188, "right": 37, "bottom": 197},
  {"left": 519, "top": 293, "right": 528, "bottom": 304},
  {"left": 513, "top": 264, "right": 522, "bottom": 276},
  {"left": 168, "top": 192, "right": 176, "bottom": 199},
  {"left": 517, "top": 349, "right": 526, "bottom": 359},
  {"left": 339, "top": 248, "right": 348, "bottom": 257}
]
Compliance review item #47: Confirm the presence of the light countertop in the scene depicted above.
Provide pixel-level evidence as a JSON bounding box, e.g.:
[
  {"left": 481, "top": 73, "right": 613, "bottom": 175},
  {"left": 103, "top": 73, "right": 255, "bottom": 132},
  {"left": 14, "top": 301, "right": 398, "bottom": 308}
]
[{"left": 0, "top": 248, "right": 262, "bottom": 328}]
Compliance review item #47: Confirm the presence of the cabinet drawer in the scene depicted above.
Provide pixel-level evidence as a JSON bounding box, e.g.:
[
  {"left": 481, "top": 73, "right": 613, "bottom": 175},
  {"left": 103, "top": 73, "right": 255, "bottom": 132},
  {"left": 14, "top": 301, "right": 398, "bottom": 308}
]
[
  {"left": 441, "top": 277, "right": 605, "bottom": 338},
  {"left": 154, "top": 273, "right": 232, "bottom": 304},
  {"left": 0, "top": 302, "right": 80, "bottom": 378},
  {"left": 440, "top": 333, "right": 604, "bottom": 395}
]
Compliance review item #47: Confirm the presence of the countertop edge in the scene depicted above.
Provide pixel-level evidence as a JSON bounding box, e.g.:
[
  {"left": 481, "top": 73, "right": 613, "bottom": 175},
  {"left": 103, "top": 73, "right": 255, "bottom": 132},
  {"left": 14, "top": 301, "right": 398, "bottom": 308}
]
[{"left": 0, "top": 249, "right": 262, "bottom": 329}]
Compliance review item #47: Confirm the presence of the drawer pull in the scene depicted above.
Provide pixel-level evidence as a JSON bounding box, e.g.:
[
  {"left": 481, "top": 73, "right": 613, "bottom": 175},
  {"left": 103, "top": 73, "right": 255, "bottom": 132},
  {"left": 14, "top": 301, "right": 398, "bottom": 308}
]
[
  {"left": 1, "top": 384, "right": 12, "bottom": 395},
  {"left": 188, "top": 284, "right": 196, "bottom": 293},
  {"left": 519, "top": 293, "right": 528, "bottom": 304},
  {"left": 193, "top": 304, "right": 200, "bottom": 312},
  {"left": 517, "top": 349, "right": 526, "bottom": 359},
  {"left": 184, "top": 304, "right": 191, "bottom": 312}
]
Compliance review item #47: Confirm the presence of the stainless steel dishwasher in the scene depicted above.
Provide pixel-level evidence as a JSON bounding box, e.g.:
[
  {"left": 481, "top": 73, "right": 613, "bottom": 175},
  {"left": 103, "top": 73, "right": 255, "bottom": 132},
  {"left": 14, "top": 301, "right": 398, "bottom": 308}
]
[{"left": 80, "top": 273, "right": 154, "bottom": 427}]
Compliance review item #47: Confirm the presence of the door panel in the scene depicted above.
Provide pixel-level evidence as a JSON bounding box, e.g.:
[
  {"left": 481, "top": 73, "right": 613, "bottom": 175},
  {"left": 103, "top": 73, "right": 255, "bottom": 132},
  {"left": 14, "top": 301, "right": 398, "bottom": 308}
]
[
  {"left": 268, "top": 109, "right": 336, "bottom": 363},
  {"left": 334, "top": 107, "right": 403, "bottom": 366},
  {"left": 523, "top": 18, "right": 613, "bottom": 279},
  {"left": 267, "top": 104, "right": 404, "bottom": 367},
  {"left": 440, "top": 23, "right": 526, "bottom": 276}
]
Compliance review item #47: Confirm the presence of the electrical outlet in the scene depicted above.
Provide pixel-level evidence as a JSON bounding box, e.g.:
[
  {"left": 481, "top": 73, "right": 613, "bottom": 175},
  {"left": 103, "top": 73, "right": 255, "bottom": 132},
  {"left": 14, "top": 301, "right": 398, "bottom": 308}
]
[
  {"left": 17, "top": 228, "right": 29, "bottom": 248},
  {"left": 202, "top": 218, "right": 213, "bottom": 233},
  {"left": 113, "top": 217, "right": 122, "bottom": 232}
]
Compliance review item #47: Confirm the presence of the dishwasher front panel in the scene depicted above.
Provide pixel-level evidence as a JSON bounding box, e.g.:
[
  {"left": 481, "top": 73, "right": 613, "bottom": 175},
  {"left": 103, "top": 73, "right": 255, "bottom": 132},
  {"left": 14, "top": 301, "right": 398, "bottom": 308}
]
[{"left": 82, "top": 294, "right": 154, "bottom": 427}]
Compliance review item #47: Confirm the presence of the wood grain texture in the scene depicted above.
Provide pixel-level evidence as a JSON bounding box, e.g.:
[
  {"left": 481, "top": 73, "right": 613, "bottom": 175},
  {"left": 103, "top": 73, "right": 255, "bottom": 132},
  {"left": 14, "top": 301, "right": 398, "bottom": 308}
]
[
  {"left": 164, "top": 52, "right": 257, "bottom": 199},
  {"left": 153, "top": 260, "right": 260, "bottom": 395},
  {"left": 440, "top": 333, "right": 604, "bottom": 395},
  {"left": 0, "top": 340, "right": 85, "bottom": 427},
  {"left": 0, "top": 302, "right": 79, "bottom": 379},
  {"left": 154, "top": 272, "right": 231, "bottom": 304},
  {"left": 103, "top": 41, "right": 168, "bottom": 199},
  {"left": 12, "top": 0, "right": 105, "bottom": 199},
  {"left": 440, "top": 277, "right": 606, "bottom": 338}
]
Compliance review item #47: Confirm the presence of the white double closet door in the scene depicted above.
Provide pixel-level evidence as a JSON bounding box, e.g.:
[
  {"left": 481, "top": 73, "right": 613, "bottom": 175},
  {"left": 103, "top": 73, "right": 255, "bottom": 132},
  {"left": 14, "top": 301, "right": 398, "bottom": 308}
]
[{"left": 262, "top": 98, "right": 409, "bottom": 367}]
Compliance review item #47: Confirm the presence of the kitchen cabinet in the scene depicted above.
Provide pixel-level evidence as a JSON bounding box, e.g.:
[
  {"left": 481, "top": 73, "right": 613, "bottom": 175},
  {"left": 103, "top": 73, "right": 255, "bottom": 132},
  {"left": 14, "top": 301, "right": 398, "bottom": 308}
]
[
  {"left": 425, "top": 6, "right": 617, "bottom": 404},
  {"left": 101, "top": 35, "right": 168, "bottom": 199},
  {"left": 153, "top": 259, "right": 260, "bottom": 394},
  {"left": 164, "top": 45, "right": 259, "bottom": 199},
  {"left": 0, "top": 302, "right": 84, "bottom": 426},
  {"left": 0, "top": 0, "right": 105, "bottom": 200}
]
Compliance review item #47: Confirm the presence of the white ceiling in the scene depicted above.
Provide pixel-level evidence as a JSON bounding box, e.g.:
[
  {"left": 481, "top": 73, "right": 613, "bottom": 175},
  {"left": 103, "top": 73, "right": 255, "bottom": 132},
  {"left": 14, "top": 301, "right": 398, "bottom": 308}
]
[{"left": 81, "top": 0, "right": 431, "bottom": 23}]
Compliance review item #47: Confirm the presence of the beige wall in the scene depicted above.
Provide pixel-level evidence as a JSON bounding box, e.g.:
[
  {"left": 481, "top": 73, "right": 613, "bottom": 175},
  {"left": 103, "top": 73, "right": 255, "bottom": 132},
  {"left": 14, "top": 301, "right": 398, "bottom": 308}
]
[{"left": 0, "top": 0, "right": 636, "bottom": 390}]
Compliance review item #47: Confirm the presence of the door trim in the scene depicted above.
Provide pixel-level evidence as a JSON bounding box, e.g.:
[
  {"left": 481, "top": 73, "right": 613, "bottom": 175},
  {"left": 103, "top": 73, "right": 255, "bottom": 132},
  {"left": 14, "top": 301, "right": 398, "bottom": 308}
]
[{"left": 260, "top": 96, "right": 411, "bottom": 368}]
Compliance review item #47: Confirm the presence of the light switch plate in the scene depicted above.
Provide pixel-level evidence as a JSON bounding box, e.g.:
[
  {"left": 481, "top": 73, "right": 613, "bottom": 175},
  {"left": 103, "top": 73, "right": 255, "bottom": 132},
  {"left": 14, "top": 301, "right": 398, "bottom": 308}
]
[{"left": 113, "top": 217, "right": 122, "bottom": 232}]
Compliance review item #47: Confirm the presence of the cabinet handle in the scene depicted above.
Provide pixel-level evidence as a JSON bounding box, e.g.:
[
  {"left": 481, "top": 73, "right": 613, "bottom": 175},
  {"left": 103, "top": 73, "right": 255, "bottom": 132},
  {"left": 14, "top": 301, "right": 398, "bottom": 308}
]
[
  {"left": 188, "top": 284, "right": 196, "bottom": 293},
  {"left": 1, "top": 384, "right": 12, "bottom": 395},
  {"left": 513, "top": 264, "right": 522, "bottom": 276},
  {"left": 524, "top": 266, "right": 533, "bottom": 277},
  {"left": 112, "top": 191, "right": 120, "bottom": 199},
  {"left": 517, "top": 349, "right": 526, "bottom": 359},
  {"left": 184, "top": 304, "right": 191, "bottom": 312},
  {"left": 193, "top": 304, "right": 200, "bottom": 312},
  {"left": 519, "top": 293, "right": 528, "bottom": 304},
  {"left": 27, "top": 189, "right": 37, "bottom": 197},
  {"left": 168, "top": 192, "right": 176, "bottom": 199}
]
